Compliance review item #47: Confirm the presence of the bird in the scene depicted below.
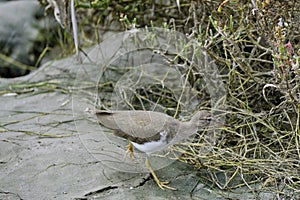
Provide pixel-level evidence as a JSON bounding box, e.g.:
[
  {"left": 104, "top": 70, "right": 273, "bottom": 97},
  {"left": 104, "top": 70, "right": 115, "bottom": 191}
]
[{"left": 92, "top": 109, "right": 210, "bottom": 190}]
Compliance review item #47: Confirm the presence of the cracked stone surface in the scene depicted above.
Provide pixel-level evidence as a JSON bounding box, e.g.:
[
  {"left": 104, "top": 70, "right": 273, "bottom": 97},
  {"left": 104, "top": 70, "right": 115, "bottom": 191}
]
[
  {"left": 0, "top": 53, "right": 276, "bottom": 200},
  {"left": 0, "top": 56, "right": 211, "bottom": 199},
  {"left": 0, "top": 57, "right": 146, "bottom": 199}
]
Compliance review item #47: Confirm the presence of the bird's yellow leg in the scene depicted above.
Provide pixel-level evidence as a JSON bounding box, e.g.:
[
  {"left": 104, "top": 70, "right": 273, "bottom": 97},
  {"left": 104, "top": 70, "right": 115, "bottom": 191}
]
[
  {"left": 125, "top": 142, "right": 135, "bottom": 160},
  {"left": 145, "top": 157, "right": 177, "bottom": 190}
]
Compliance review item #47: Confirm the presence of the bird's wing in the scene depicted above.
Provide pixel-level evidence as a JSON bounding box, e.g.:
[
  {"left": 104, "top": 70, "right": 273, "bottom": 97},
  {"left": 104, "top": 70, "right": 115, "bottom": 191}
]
[{"left": 95, "top": 110, "right": 179, "bottom": 139}]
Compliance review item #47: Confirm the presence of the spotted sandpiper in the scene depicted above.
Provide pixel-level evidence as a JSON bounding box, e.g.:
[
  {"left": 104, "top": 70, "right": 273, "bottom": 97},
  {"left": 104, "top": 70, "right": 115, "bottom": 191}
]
[{"left": 93, "top": 109, "right": 210, "bottom": 190}]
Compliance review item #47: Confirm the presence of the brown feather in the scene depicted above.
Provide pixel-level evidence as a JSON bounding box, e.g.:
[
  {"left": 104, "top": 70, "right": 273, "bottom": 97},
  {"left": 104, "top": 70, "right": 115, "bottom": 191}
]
[{"left": 95, "top": 110, "right": 180, "bottom": 143}]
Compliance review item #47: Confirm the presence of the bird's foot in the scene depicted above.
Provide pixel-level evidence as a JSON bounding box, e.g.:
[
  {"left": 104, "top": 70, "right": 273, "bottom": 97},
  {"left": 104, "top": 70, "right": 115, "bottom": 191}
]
[
  {"left": 145, "top": 157, "right": 177, "bottom": 190},
  {"left": 155, "top": 180, "right": 177, "bottom": 190},
  {"left": 125, "top": 142, "right": 135, "bottom": 160}
]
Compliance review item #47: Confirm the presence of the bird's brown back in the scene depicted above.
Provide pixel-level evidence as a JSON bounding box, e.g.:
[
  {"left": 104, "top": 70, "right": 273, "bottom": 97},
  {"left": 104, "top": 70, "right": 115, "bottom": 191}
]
[{"left": 95, "top": 110, "right": 180, "bottom": 141}]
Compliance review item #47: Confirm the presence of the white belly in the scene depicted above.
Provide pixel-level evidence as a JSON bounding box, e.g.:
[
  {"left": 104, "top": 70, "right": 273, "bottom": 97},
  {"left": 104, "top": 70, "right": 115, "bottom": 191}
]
[
  {"left": 131, "top": 139, "right": 167, "bottom": 154},
  {"left": 131, "top": 130, "right": 169, "bottom": 154},
  {"left": 131, "top": 136, "right": 167, "bottom": 154}
]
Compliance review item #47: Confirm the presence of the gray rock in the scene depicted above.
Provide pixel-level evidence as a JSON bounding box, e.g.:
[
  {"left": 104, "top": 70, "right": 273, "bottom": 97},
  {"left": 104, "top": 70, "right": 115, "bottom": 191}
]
[{"left": 0, "top": 0, "right": 48, "bottom": 78}]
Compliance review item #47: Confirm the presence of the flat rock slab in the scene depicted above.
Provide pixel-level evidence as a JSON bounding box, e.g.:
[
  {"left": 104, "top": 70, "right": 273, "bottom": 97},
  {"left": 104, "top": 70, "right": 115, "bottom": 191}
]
[
  {"left": 0, "top": 49, "right": 275, "bottom": 199},
  {"left": 0, "top": 57, "right": 202, "bottom": 199}
]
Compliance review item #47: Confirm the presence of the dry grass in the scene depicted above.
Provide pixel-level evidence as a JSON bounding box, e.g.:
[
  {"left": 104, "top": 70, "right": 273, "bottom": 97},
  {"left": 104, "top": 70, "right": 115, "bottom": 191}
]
[{"left": 169, "top": 0, "right": 300, "bottom": 197}]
